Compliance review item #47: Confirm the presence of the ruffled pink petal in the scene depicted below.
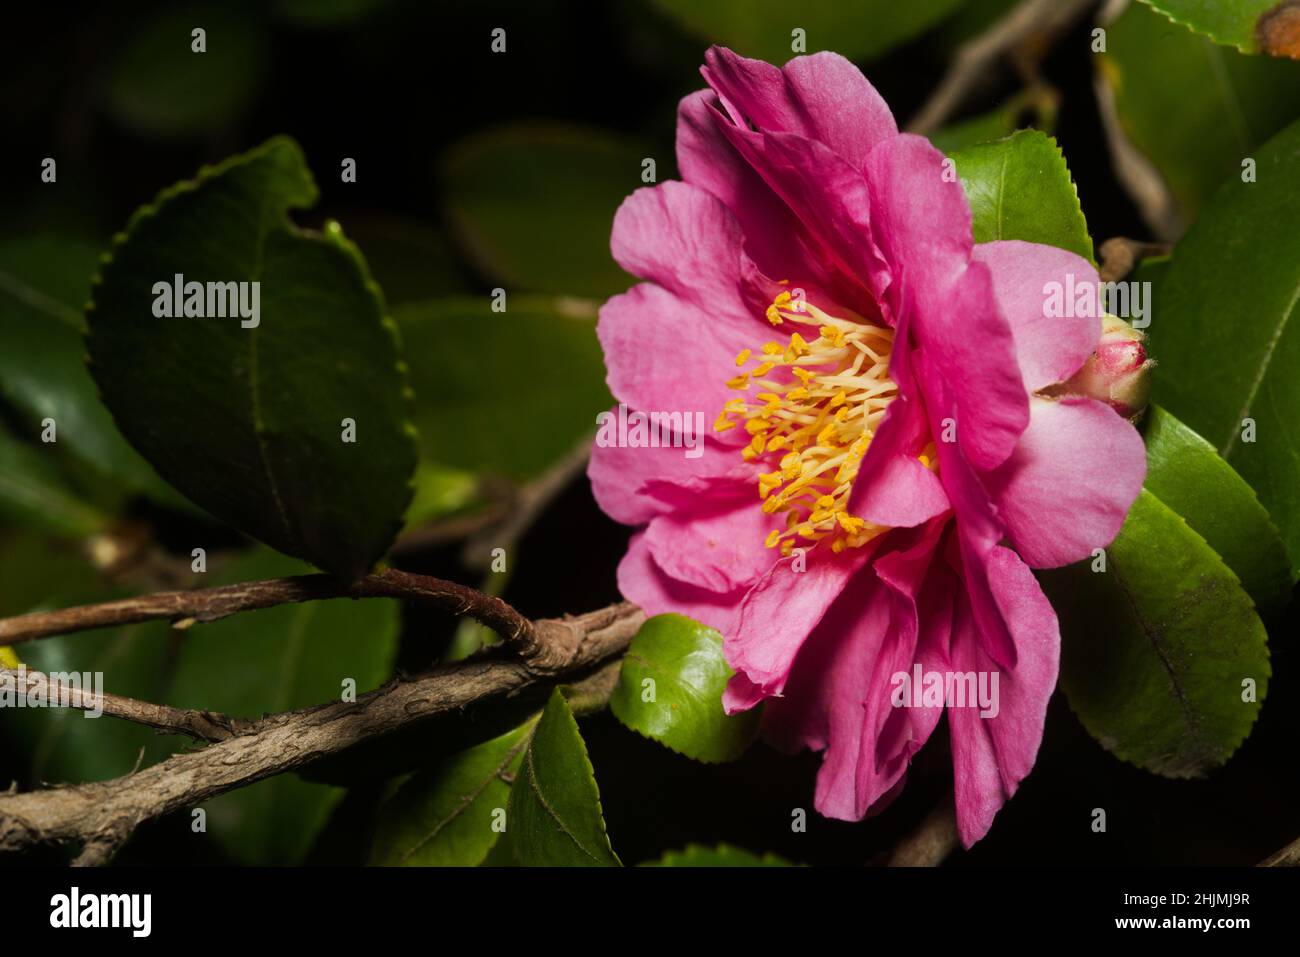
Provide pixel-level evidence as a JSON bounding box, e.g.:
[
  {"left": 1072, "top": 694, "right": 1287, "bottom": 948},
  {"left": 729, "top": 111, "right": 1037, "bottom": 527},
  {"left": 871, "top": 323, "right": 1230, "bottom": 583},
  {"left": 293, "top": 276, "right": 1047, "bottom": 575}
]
[
  {"left": 721, "top": 544, "right": 876, "bottom": 711},
  {"left": 710, "top": 123, "right": 889, "bottom": 312},
  {"left": 947, "top": 546, "right": 1060, "bottom": 846},
  {"left": 677, "top": 89, "right": 829, "bottom": 286},
  {"left": 700, "top": 47, "right": 898, "bottom": 169},
  {"left": 986, "top": 396, "right": 1147, "bottom": 568},
  {"left": 597, "top": 283, "right": 748, "bottom": 436},
  {"left": 866, "top": 135, "right": 1027, "bottom": 470},
  {"left": 588, "top": 426, "right": 755, "bottom": 526},
  {"left": 616, "top": 533, "right": 744, "bottom": 636},
  {"left": 973, "top": 241, "right": 1101, "bottom": 392},
  {"left": 642, "top": 497, "right": 779, "bottom": 594}
]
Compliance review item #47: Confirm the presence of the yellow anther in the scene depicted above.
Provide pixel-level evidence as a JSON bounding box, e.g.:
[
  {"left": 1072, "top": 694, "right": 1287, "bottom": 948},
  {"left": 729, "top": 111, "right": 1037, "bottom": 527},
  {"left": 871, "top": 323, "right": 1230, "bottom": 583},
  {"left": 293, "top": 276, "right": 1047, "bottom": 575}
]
[
  {"left": 792, "top": 367, "right": 815, "bottom": 385},
  {"left": 816, "top": 495, "right": 836, "bottom": 509},
  {"left": 713, "top": 413, "right": 737, "bottom": 432},
  {"left": 752, "top": 361, "right": 776, "bottom": 376},
  {"left": 745, "top": 417, "right": 770, "bottom": 435},
  {"left": 829, "top": 391, "right": 847, "bottom": 409},
  {"left": 724, "top": 398, "right": 747, "bottom": 414},
  {"left": 787, "top": 387, "right": 810, "bottom": 401},
  {"left": 726, "top": 373, "right": 750, "bottom": 390},
  {"left": 762, "top": 342, "right": 783, "bottom": 355},
  {"left": 765, "top": 529, "right": 782, "bottom": 549},
  {"left": 735, "top": 349, "right": 752, "bottom": 366},
  {"left": 749, "top": 434, "right": 766, "bottom": 454}
]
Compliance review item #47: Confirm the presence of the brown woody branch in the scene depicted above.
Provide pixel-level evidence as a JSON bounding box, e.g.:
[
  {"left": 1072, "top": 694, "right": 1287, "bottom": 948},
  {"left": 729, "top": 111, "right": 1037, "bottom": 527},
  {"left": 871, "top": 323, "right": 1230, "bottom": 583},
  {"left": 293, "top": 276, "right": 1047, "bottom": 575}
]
[
  {"left": 0, "top": 599, "right": 644, "bottom": 865},
  {"left": 0, "top": 567, "right": 544, "bottom": 660}
]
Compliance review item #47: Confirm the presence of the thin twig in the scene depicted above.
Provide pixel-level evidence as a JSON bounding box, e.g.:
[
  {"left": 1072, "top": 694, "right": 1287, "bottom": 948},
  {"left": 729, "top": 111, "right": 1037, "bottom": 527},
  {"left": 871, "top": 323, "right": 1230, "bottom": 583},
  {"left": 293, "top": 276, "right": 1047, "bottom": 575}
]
[
  {"left": 0, "top": 567, "right": 534, "bottom": 655},
  {"left": 0, "top": 667, "right": 251, "bottom": 742},
  {"left": 908, "top": 0, "right": 1097, "bottom": 135},
  {"left": 1097, "top": 236, "right": 1173, "bottom": 283},
  {"left": 0, "top": 601, "right": 645, "bottom": 864}
]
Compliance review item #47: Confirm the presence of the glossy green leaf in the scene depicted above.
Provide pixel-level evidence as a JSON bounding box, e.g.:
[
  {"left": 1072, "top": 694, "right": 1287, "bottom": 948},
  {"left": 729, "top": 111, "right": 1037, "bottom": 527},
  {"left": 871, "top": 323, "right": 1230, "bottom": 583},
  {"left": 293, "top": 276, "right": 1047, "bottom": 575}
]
[
  {"left": 504, "top": 689, "right": 620, "bottom": 866},
  {"left": 168, "top": 548, "right": 400, "bottom": 864},
  {"left": 442, "top": 124, "right": 640, "bottom": 298},
  {"left": 86, "top": 137, "right": 418, "bottom": 580},
  {"left": 0, "top": 237, "right": 177, "bottom": 501},
  {"left": 1146, "top": 118, "right": 1300, "bottom": 576},
  {"left": 395, "top": 295, "right": 609, "bottom": 480},
  {"left": 648, "top": 0, "right": 965, "bottom": 64},
  {"left": 1040, "top": 489, "right": 1270, "bottom": 777},
  {"left": 0, "top": 427, "right": 107, "bottom": 537},
  {"left": 1102, "top": 1, "right": 1300, "bottom": 229},
  {"left": 104, "top": 1, "right": 269, "bottom": 138},
  {"left": 643, "top": 844, "right": 795, "bottom": 867},
  {"left": 369, "top": 716, "right": 538, "bottom": 867},
  {"left": 950, "top": 130, "right": 1094, "bottom": 263},
  {"left": 1137, "top": 0, "right": 1300, "bottom": 57},
  {"left": 1142, "top": 405, "right": 1291, "bottom": 612},
  {"left": 609, "top": 613, "right": 760, "bottom": 763}
]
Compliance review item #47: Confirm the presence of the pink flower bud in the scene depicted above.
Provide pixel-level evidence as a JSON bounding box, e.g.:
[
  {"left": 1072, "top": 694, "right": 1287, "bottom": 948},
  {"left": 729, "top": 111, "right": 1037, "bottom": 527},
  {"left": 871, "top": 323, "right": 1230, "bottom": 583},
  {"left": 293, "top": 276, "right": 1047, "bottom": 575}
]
[{"left": 1062, "top": 314, "right": 1154, "bottom": 420}]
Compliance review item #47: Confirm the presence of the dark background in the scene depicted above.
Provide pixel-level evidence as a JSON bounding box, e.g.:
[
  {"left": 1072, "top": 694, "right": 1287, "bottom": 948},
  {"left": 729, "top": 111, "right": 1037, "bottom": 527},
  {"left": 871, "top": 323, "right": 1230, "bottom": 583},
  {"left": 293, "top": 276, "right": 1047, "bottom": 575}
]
[{"left": 0, "top": 0, "right": 1294, "bottom": 867}]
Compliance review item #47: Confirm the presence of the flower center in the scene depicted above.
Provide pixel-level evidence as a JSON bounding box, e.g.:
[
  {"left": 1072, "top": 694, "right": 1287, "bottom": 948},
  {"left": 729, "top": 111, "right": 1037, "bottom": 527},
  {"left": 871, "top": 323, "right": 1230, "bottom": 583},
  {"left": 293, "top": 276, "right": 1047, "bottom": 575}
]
[{"left": 714, "top": 290, "right": 901, "bottom": 556}]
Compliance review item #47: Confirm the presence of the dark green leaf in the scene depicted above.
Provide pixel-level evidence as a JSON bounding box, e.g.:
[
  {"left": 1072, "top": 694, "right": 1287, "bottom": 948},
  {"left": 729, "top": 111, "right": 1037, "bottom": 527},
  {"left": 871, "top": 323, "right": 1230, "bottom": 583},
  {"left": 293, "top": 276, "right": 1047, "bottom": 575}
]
[
  {"left": 610, "top": 613, "right": 760, "bottom": 763},
  {"left": 643, "top": 844, "right": 795, "bottom": 866},
  {"left": 168, "top": 548, "right": 400, "bottom": 864},
  {"left": 1041, "top": 489, "right": 1270, "bottom": 777},
  {"left": 370, "top": 717, "right": 538, "bottom": 867},
  {"left": 1142, "top": 405, "right": 1291, "bottom": 612},
  {"left": 395, "top": 295, "right": 609, "bottom": 480},
  {"left": 1145, "top": 118, "right": 1300, "bottom": 575},
  {"left": 1136, "top": 0, "right": 1300, "bottom": 57},
  {"left": 86, "top": 136, "right": 418, "bottom": 579},
  {"left": 504, "top": 689, "right": 620, "bottom": 866},
  {"left": 0, "top": 427, "right": 108, "bottom": 537},
  {"left": 648, "top": 0, "right": 966, "bottom": 64},
  {"left": 442, "top": 124, "right": 641, "bottom": 298},
  {"left": 950, "top": 130, "right": 1094, "bottom": 262},
  {"left": 1102, "top": 1, "right": 1300, "bottom": 229},
  {"left": 0, "top": 237, "right": 177, "bottom": 502},
  {"left": 104, "top": 1, "right": 269, "bottom": 138}
]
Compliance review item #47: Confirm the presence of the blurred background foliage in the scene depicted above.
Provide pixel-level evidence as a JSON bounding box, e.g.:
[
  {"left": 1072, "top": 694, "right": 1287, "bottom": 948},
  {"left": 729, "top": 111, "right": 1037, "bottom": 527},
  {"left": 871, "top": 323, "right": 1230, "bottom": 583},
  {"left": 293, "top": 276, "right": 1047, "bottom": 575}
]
[{"left": 1, "top": 0, "right": 1297, "bottom": 866}]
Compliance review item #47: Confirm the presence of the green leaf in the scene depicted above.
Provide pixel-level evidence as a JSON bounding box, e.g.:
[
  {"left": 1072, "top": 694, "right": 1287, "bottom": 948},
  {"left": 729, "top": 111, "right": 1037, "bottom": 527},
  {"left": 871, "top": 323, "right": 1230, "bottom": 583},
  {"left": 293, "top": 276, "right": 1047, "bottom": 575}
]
[
  {"left": 648, "top": 0, "right": 966, "bottom": 63},
  {"left": 1040, "top": 489, "right": 1270, "bottom": 777},
  {"left": 442, "top": 124, "right": 640, "bottom": 298},
  {"left": 609, "top": 613, "right": 760, "bottom": 763},
  {"left": 86, "top": 136, "right": 418, "bottom": 580},
  {"left": 0, "top": 237, "right": 178, "bottom": 502},
  {"left": 1102, "top": 1, "right": 1300, "bottom": 228},
  {"left": 1142, "top": 405, "right": 1292, "bottom": 612},
  {"left": 1137, "top": 0, "right": 1300, "bottom": 58},
  {"left": 339, "top": 214, "right": 472, "bottom": 306},
  {"left": 369, "top": 716, "right": 538, "bottom": 867},
  {"left": 0, "top": 427, "right": 108, "bottom": 537},
  {"left": 1145, "top": 117, "right": 1300, "bottom": 576},
  {"left": 950, "top": 130, "right": 1094, "bottom": 263},
  {"left": 104, "top": 1, "right": 269, "bottom": 138},
  {"left": 395, "top": 295, "right": 609, "bottom": 480},
  {"left": 504, "top": 689, "right": 620, "bottom": 866},
  {"left": 402, "top": 461, "right": 482, "bottom": 531},
  {"left": 168, "top": 548, "right": 400, "bottom": 864},
  {"left": 643, "top": 844, "right": 795, "bottom": 867}
]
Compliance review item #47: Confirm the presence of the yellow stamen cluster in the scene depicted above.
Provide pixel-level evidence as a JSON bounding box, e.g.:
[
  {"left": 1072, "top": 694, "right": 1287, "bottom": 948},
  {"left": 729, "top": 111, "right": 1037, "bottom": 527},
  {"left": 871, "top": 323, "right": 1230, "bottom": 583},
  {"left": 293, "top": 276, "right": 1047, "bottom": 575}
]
[{"left": 715, "top": 293, "right": 900, "bottom": 556}]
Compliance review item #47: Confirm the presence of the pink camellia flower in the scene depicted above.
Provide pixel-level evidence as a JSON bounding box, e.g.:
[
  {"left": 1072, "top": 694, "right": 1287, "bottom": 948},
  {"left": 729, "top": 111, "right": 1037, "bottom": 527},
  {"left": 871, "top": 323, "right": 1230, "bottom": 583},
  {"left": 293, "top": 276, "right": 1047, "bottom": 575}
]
[{"left": 589, "top": 47, "right": 1147, "bottom": 845}]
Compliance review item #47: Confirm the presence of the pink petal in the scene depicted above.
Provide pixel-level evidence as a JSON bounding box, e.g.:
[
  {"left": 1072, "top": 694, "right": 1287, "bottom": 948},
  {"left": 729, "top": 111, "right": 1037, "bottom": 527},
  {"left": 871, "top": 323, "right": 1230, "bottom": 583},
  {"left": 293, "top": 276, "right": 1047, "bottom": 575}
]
[
  {"left": 616, "top": 533, "right": 744, "bottom": 636},
  {"left": 867, "top": 135, "right": 1028, "bottom": 470},
  {"left": 700, "top": 47, "right": 898, "bottom": 169},
  {"left": 987, "top": 397, "right": 1147, "bottom": 568},
  {"left": 642, "top": 497, "right": 779, "bottom": 594},
  {"left": 946, "top": 546, "right": 1060, "bottom": 846},
  {"left": 597, "top": 282, "right": 748, "bottom": 436},
  {"left": 973, "top": 241, "right": 1101, "bottom": 392},
  {"left": 722, "top": 544, "right": 876, "bottom": 711},
  {"left": 588, "top": 426, "right": 755, "bottom": 526}
]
